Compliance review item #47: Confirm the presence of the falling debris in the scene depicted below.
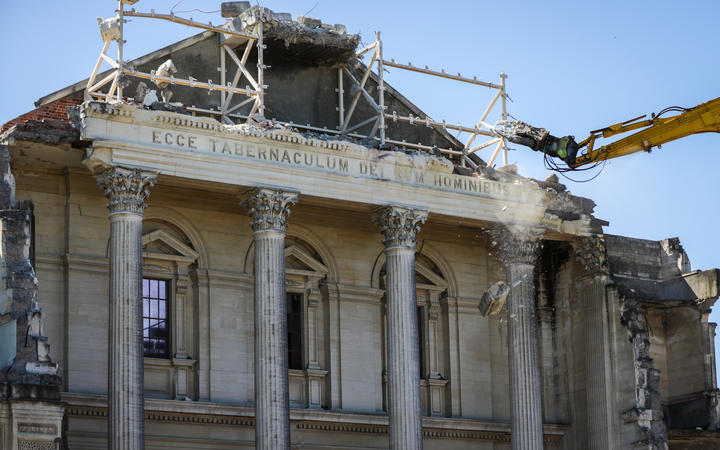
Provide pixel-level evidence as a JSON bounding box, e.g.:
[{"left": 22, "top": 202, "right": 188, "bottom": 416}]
[
  {"left": 153, "top": 59, "right": 178, "bottom": 102},
  {"left": 478, "top": 281, "right": 510, "bottom": 317}
]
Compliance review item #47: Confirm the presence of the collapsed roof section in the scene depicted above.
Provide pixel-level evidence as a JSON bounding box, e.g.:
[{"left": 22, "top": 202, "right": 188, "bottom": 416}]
[
  {"left": 34, "top": 2, "right": 511, "bottom": 167},
  {"left": 222, "top": 5, "right": 361, "bottom": 65}
]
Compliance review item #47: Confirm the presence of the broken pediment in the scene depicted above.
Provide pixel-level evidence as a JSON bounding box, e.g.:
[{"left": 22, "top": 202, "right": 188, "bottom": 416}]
[
  {"left": 415, "top": 260, "right": 448, "bottom": 290},
  {"left": 285, "top": 244, "right": 328, "bottom": 275}
]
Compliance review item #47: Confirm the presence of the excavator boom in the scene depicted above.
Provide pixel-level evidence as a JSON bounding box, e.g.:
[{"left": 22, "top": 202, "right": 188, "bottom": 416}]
[
  {"left": 495, "top": 96, "right": 720, "bottom": 169},
  {"left": 573, "top": 96, "right": 720, "bottom": 167}
]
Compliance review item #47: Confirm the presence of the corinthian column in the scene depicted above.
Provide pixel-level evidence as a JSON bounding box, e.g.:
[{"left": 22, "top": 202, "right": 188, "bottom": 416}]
[
  {"left": 245, "top": 188, "right": 298, "bottom": 450},
  {"left": 95, "top": 166, "right": 157, "bottom": 450},
  {"left": 374, "top": 206, "right": 428, "bottom": 450},
  {"left": 493, "top": 226, "right": 544, "bottom": 450},
  {"left": 574, "top": 236, "right": 615, "bottom": 449}
]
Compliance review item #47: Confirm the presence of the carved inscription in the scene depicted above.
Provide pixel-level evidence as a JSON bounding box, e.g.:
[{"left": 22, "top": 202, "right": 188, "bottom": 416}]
[
  {"left": 147, "top": 128, "right": 513, "bottom": 198},
  {"left": 152, "top": 130, "right": 198, "bottom": 149},
  {"left": 209, "top": 139, "right": 350, "bottom": 173}
]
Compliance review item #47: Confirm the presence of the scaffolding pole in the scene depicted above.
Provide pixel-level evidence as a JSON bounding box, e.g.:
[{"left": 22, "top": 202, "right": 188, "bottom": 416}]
[
  {"left": 337, "top": 67, "right": 344, "bottom": 129},
  {"left": 376, "top": 31, "right": 386, "bottom": 144},
  {"left": 500, "top": 72, "right": 508, "bottom": 166},
  {"left": 256, "top": 22, "right": 265, "bottom": 118}
]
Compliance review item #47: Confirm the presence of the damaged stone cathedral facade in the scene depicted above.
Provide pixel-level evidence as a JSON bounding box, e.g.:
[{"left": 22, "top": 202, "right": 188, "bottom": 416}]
[{"left": 1, "top": 4, "right": 719, "bottom": 449}]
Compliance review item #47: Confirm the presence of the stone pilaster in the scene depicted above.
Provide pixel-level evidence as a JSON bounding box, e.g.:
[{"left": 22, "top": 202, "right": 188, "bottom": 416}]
[
  {"left": 374, "top": 206, "right": 428, "bottom": 450},
  {"left": 573, "top": 236, "right": 615, "bottom": 449},
  {"left": 95, "top": 166, "right": 157, "bottom": 450},
  {"left": 492, "top": 226, "right": 544, "bottom": 450},
  {"left": 245, "top": 188, "right": 298, "bottom": 450}
]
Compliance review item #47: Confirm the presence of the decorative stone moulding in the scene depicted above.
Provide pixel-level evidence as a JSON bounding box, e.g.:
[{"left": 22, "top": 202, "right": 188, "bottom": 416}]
[
  {"left": 573, "top": 235, "right": 609, "bottom": 276},
  {"left": 81, "top": 102, "right": 455, "bottom": 172},
  {"left": 245, "top": 188, "right": 299, "bottom": 232},
  {"left": 491, "top": 226, "right": 544, "bottom": 266},
  {"left": 94, "top": 166, "right": 157, "bottom": 214},
  {"left": 373, "top": 206, "right": 429, "bottom": 248}
]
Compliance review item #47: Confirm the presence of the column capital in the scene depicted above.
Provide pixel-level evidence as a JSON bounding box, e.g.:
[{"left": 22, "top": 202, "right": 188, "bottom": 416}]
[
  {"left": 244, "top": 188, "right": 298, "bottom": 233},
  {"left": 373, "top": 206, "right": 428, "bottom": 249},
  {"left": 491, "top": 226, "right": 543, "bottom": 266},
  {"left": 573, "top": 235, "right": 609, "bottom": 278},
  {"left": 95, "top": 166, "right": 157, "bottom": 215}
]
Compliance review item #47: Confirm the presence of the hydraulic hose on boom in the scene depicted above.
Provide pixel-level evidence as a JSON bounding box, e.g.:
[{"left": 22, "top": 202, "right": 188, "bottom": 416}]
[{"left": 494, "top": 96, "right": 720, "bottom": 169}]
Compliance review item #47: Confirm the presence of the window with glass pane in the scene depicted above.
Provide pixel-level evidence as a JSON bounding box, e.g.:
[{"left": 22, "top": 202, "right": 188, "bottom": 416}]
[
  {"left": 143, "top": 278, "right": 169, "bottom": 358},
  {"left": 287, "top": 293, "right": 303, "bottom": 370}
]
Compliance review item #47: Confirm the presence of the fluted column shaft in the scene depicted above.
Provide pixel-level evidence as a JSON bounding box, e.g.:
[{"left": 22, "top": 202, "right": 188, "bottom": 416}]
[
  {"left": 495, "top": 227, "right": 544, "bottom": 450},
  {"left": 574, "top": 237, "right": 614, "bottom": 449},
  {"left": 374, "top": 206, "right": 428, "bottom": 450},
  {"left": 95, "top": 166, "right": 157, "bottom": 450},
  {"left": 246, "top": 188, "right": 298, "bottom": 450}
]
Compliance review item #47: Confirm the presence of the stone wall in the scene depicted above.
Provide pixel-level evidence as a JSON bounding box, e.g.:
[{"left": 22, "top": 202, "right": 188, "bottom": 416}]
[{"left": 0, "top": 144, "right": 63, "bottom": 450}]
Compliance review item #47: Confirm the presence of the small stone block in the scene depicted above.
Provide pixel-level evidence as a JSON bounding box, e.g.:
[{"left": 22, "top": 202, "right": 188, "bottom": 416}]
[
  {"left": 272, "top": 12, "right": 293, "bottom": 22},
  {"left": 297, "top": 16, "right": 322, "bottom": 29},
  {"left": 221, "top": 1, "right": 251, "bottom": 18},
  {"left": 478, "top": 281, "right": 509, "bottom": 317}
]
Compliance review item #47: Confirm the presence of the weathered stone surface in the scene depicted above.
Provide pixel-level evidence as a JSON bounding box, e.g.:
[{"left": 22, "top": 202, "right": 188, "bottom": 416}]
[
  {"left": 620, "top": 299, "right": 668, "bottom": 449},
  {"left": 96, "top": 166, "right": 157, "bottom": 450},
  {"left": 297, "top": 16, "right": 322, "bottom": 29},
  {"left": 246, "top": 188, "right": 297, "bottom": 233},
  {"left": 246, "top": 188, "right": 298, "bottom": 450},
  {"left": 221, "top": 1, "right": 251, "bottom": 18},
  {"left": 492, "top": 226, "right": 544, "bottom": 450},
  {"left": 1, "top": 119, "right": 80, "bottom": 145},
  {"left": 375, "top": 206, "right": 427, "bottom": 450},
  {"left": 95, "top": 166, "right": 157, "bottom": 214}
]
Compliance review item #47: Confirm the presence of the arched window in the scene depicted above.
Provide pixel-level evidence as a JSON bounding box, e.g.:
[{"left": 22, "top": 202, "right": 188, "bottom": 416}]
[
  {"left": 284, "top": 236, "right": 330, "bottom": 409},
  {"left": 141, "top": 222, "right": 199, "bottom": 400}
]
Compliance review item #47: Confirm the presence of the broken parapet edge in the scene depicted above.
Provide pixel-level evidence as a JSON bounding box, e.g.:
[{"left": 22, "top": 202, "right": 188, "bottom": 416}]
[{"left": 0, "top": 144, "right": 61, "bottom": 400}]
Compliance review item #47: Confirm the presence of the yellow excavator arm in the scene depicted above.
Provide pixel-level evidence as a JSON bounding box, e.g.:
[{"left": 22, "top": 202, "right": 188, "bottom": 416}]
[
  {"left": 573, "top": 96, "right": 720, "bottom": 168},
  {"left": 494, "top": 96, "right": 720, "bottom": 169}
]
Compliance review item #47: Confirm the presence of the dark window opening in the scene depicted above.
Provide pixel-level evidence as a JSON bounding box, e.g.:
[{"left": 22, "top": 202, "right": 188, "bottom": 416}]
[
  {"left": 143, "top": 278, "right": 169, "bottom": 358},
  {"left": 287, "top": 293, "right": 303, "bottom": 370}
]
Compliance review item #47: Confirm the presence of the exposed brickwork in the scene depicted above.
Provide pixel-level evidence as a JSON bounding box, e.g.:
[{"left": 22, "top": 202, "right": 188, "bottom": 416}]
[{"left": 1, "top": 98, "right": 80, "bottom": 134}]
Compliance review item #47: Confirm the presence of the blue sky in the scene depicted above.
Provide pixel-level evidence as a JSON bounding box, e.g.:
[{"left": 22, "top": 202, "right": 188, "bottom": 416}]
[{"left": 2, "top": 0, "right": 719, "bottom": 369}]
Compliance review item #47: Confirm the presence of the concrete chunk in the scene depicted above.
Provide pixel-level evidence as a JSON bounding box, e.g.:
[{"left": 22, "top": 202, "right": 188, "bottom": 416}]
[
  {"left": 297, "top": 16, "right": 322, "bottom": 29},
  {"left": 221, "top": 2, "right": 251, "bottom": 18},
  {"left": 272, "top": 12, "right": 293, "bottom": 22},
  {"left": 478, "top": 281, "right": 509, "bottom": 317}
]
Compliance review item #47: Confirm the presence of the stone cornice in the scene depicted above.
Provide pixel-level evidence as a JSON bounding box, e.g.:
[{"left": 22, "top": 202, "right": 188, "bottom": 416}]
[
  {"left": 61, "top": 393, "right": 567, "bottom": 443},
  {"left": 34, "top": 254, "right": 64, "bottom": 272},
  {"left": 202, "top": 268, "right": 253, "bottom": 290},
  {"left": 328, "top": 283, "right": 385, "bottom": 304},
  {"left": 441, "top": 296, "right": 486, "bottom": 314},
  {"left": 65, "top": 253, "right": 109, "bottom": 274}
]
